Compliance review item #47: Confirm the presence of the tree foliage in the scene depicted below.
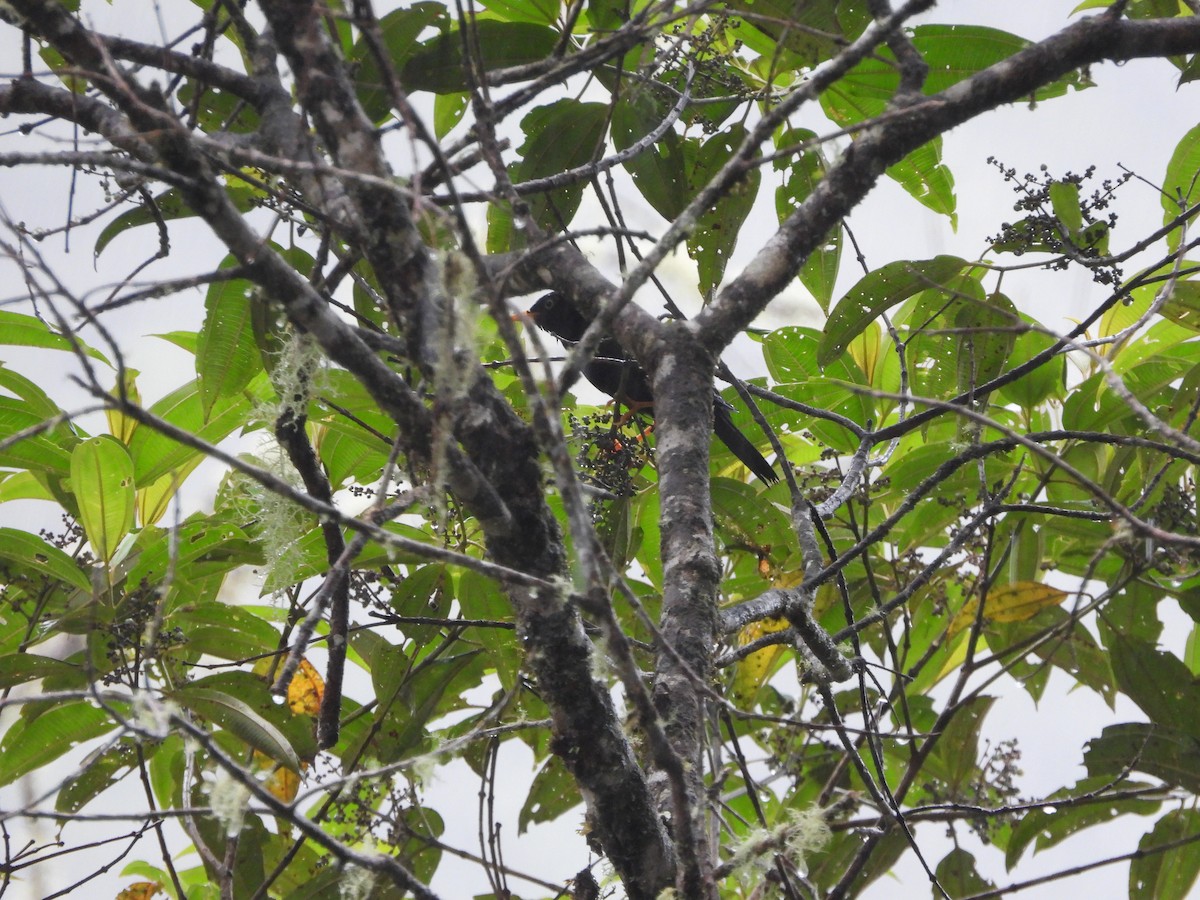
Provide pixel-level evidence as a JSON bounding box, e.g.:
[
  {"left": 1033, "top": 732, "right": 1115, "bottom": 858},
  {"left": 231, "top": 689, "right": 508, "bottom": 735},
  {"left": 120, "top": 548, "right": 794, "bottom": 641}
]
[{"left": 2, "top": 0, "right": 1200, "bottom": 898}]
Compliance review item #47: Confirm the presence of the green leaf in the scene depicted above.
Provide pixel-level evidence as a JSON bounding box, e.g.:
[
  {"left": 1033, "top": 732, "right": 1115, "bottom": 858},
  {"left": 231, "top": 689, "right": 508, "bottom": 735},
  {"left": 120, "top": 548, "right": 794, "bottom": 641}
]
[
  {"left": 475, "top": 0, "right": 558, "bottom": 24},
  {"left": 903, "top": 274, "right": 987, "bottom": 402},
  {"left": 1130, "top": 808, "right": 1200, "bottom": 900},
  {"left": 886, "top": 136, "right": 957, "bottom": 225},
  {"left": 152, "top": 330, "right": 199, "bottom": 355},
  {"left": 763, "top": 326, "right": 829, "bottom": 382},
  {"left": 825, "top": 25, "right": 1088, "bottom": 112},
  {"left": 924, "top": 695, "right": 994, "bottom": 793},
  {"left": 0, "top": 701, "right": 115, "bottom": 786},
  {"left": 170, "top": 684, "right": 301, "bottom": 772},
  {"left": 772, "top": 380, "right": 872, "bottom": 454},
  {"left": 172, "top": 603, "right": 281, "bottom": 663},
  {"left": 315, "top": 415, "right": 391, "bottom": 489},
  {"left": 364, "top": 650, "right": 483, "bottom": 763},
  {"left": 488, "top": 100, "right": 608, "bottom": 250},
  {"left": 259, "top": 520, "right": 427, "bottom": 593},
  {"left": 195, "top": 815, "right": 267, "bottom": 896},
  {"left": 519, "top": 754, "right": 579, "bottom": 833},
  {"left": 955, "top": 291, "right": 1019, "bottom": 392},
  {"left": 1084, "top": 723, "right": 1200, "bottom": 793},
  {"left": 635, "top": 487, "right": 663, "bottom": 589},
  {"left": 517, "top": 99, "right": 607, "bottom": 228},
  {"left": 725, "top": 0, "right": 847, "bottom": 68},
  {"left": 1178, "top": 53, "right": 1200, "bottom": 87},
  {"left": 70, "top": 435, "right": 136, "bottom": 563},
  {"left": 586, "top": 0, "right": 627, "bottom": 30},
  {"left": 1100, "top": 581, "right": 1166, "bottom": 648},
  {"left": 456, "top": 570, "right": 517, "bottom": 687},
  {"left": 819, "top": 26, "right": 1088, "bottom": 219},
  {"left": 1112, "top": 315, "right": 1196, "bottom": 374},
  {"left": 995, "top": 315, "right": 1065, "bottom": 409},
  {"left": 935, "top": 848, "right": 994, "bottom": 897},
  {"left": 1109, "top": 635, "right": 1200, "bottom": 739},
  {"left": 0, "top": 310, "right": 110, "bottom": 363},
  {"left": 686, "top": 125, "right": 761, "bottom": 297},
  {"left": 1163, "top": 122, "right": 1200, "bottom": 246},
  {"left": 126, "top": 516, "right": 260, "bottom": 599},
  {"left": 433, "top": 91, "right": 469, "bottom": 139},
  {"left": 775, "top": 127, "right": 840, "bottom": 310},
  {"left": 147, "top": 733, "right": 186, "bottom": 811},
  {"left": 914, "top": 25, "right": 1069, "bottom": 94},
  {"left": 126, "top": 378, "right": 259, "bottom": 487},
  {"left": 358, "top": 628, "right": 410, "bottom": 702},
  {"left": 56, "top": 740, "right": 141, "bottom": 814},
  {"left": 1049, "top": 180, "right": 1084, "bottom": 235},
  {"left": 0, "top": 653, "right": 82, "bottom": 689},
  {"left": 190, "top": 670, "right": 317, "bottom": 761},
  {"left": 0, "top": 470, "right": 56, "bottom": 504},
  {"left": 819, "top": 256, "right": 967, "bottom": 367},
  {"left": 612, "top": 97, "right": 689, "bottom": 221},
  {"left": 134, "top": 459, "right": 201, "bottom": 530},
  {"left": 177, "top": 79, "right": 259, "bottom": 135},
  {"left": 352, "top": 3, "right": 448, "bottom": 122},
  {"left": 594, "top": 494, "right": 641, "bottom": 575},
  {"left": 0, "top": 362, "right": 63, "bottom": 420},
  {"left": 390, "top": 564, "right": 454, "bottom": 648},
  {"left": 392, "top": 806, "right": 445, "bottom": 885},
  {"left": 1005, "top": 776, "right": 1162, "bottom": 869},
  {"left": 811, "top": 827, "right": 909, "bottom": 894},
  {"left": 402, "top": 21, "right": 560, "bottom": 94},
  {"left": 0, "top": 396, "right": 76, "bottom": 476},
  {"left": 38, "top": 46, "right": 87, "bottom": 93},
  {"left": 1186, "top": 623, "right": 1200, "bottom": 676},
  {"left": 0, "top": 527, "right": 91, "bottom": 592},
  {"left": 712, "top": 477, "right": 795, "bottom": 560},
  {"left": 196, "top": 260, "right": 262, "bottom": 420},
  {"left": 989, "top": 606, "right": 1116, "bottom": 707},
  {"left": 1158, "top": 281, "right": 1200, "bottom": 332},
  {"left": 95, "top": 186, "right": 258, "bottom": 257}
]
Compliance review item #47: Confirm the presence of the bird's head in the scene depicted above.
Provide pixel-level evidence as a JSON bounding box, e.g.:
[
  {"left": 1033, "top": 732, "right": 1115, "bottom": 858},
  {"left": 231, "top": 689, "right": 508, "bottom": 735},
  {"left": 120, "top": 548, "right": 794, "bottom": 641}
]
[{"left": 525, "top": 292, "right": 589, "bottom": 343}]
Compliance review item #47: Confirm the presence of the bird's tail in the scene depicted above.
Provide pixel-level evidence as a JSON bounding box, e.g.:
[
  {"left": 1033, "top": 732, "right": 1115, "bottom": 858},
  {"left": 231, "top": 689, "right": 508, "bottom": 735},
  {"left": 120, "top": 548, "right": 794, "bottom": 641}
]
[{"left": 713, "top": 404, "right": 778, "bottom": 483}]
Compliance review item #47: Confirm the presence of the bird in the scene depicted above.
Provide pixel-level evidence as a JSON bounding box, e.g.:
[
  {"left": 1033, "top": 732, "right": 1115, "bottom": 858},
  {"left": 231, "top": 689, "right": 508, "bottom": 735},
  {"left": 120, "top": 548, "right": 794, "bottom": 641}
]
[{"left": 524, "top": 292, "right": 778, "bottom": 483}]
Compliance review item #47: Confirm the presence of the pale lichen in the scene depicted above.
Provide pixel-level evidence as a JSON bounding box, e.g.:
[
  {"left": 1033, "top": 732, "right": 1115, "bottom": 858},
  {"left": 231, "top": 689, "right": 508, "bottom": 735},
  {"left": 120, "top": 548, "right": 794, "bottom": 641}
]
[{"left": 209, "top": 767, "right": 251, "bottom": 837}]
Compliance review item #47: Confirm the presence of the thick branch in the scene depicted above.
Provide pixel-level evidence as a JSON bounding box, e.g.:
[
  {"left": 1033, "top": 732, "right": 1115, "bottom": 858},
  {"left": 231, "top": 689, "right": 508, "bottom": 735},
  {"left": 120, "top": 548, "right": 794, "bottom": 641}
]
[
  {"left": 648, "top": 328, "right": 724, "bottom": 898},
  {"left": 699, "top": 12, "right": 1200, "bottom": 350}
]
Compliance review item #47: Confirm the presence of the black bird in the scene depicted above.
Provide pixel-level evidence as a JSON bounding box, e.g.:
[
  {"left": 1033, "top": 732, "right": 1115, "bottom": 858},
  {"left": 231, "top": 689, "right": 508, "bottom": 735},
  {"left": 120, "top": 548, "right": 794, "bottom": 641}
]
[{"left": 525, "top": 293, "right": 778, "bottom": 483}]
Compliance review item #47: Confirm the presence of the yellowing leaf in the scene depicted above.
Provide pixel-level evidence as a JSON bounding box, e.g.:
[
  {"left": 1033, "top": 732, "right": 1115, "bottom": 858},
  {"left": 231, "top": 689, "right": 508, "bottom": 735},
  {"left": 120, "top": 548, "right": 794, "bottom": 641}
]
[
  {"left": 253, "top": 740, "right": 308, "bottom": 802},
  {"left": 251, "top": 656, "right": 324, "bottom": 716},
  {"left": 288, "top": 658, "right": 325, "bottom": 717},
  {"left": 732, "top": 617, "right": 789, "bottom": 705},
  {"left": 105, "top": 369, "right": 141, "bottom": 443},
  {"left": 771, "top": 569, "right": 805, "bottom": 589},
  {"left": 117, "top": 882, "right": 161, "bottom": 900},
  {"left": 848, "top": 320, "right": 881, "bottom": 384},
  {"left": 136, "top": 461, "right": 202, "bottom": 528},
  {"left": 259, "top": 757, "right": 301, "bottom": 803},
  {"left": 933, "top": 631, "right": 976, "bottom": 685},
  {"left": 768, "top": 572, "right": 838, "bottom": 621},
  {"left": 812, "top": 583, "right": 839, "bottom": 621},
  {"left": 949, "top": 581, "right": 1068, "bottom": 637}
]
